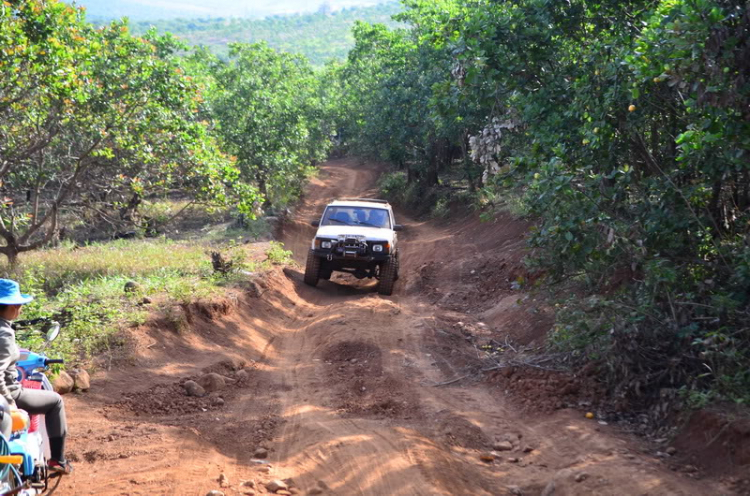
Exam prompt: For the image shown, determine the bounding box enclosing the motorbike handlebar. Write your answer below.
[44,359,64,365]
[12,317,51,329]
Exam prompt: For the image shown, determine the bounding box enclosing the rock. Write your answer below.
[307,489,323,495]
[253,447,268,459]
[218,473,230,488]
[210,395,225,407]
[240,480,256,488]
[236,369,249,382]
[480,452,496,462]
[265,480,288,493]
[206,492,224,496]
[666,447,677,456]
[241,490,255,496]
[276,491,292,496]
[522,445,535,453]
[289,489,300,495]
[183,380,206,397]
[53,371,75,395]
[258,466,272,473]
[541,480,555,496]
[68,369,91,392]
[141,297,152,305]
[124,281,141,293]
[198,373,226,393]
[575,472,589,483]
[507,486,523,496]
[282,477,296,488]
[493,441,514,451]
[507,457,520,463]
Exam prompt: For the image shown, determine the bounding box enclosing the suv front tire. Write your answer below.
[377,257,397,295]
[304,249,321,286]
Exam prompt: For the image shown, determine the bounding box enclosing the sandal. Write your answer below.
[47,459,74,476]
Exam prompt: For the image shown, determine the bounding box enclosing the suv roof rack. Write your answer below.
[336,198,389,204]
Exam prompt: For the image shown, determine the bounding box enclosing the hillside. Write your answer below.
[75,0,393,20]
[119,3,403,65]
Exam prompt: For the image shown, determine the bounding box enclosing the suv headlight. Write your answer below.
[321,241,333,249]
[373,244,384,252]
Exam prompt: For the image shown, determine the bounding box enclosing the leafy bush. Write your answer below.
[265,242,294,266]
[338,0,750,409]
[377,171,409,204]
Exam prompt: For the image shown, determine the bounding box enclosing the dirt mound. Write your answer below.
[322,340,420,419]
[487,365,605,414]
[432,411,492,449]
[112,362,252,417]
[672,409,750,481]
[116,382,222,416]
[417,255,527,313]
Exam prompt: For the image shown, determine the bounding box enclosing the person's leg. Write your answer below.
[14,388,68,466]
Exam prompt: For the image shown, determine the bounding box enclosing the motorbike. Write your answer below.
[0,318,64,495]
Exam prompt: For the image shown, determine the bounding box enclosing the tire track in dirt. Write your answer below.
[58,158,727,495]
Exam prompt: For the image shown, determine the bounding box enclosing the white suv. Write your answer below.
[304,198,402,295]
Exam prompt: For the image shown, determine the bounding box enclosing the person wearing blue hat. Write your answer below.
[0,279,72,475]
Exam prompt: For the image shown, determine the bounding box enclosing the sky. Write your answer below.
[73,0,393,19]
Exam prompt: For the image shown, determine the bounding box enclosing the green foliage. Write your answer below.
[189,42,332,210]
[338,0,750,408]
[0,1,258,264]
[377,171,409,204]
[123,4,403,67]
[265,241,294,266]
[3,235,270,362]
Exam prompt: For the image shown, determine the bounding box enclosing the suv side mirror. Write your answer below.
[394,224,404,232]
[311,220,320,227]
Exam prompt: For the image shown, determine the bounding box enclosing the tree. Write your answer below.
[0,1,257,264]
[203,42,330,209]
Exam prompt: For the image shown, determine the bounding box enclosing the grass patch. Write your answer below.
[1,233,291,366]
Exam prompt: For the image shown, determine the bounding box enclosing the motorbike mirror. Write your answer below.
[45,322,60,343]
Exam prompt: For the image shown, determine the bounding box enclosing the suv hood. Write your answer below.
[316,225,394,243]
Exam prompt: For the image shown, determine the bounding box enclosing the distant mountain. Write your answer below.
[73,0,395,20]
[117,3,403,66]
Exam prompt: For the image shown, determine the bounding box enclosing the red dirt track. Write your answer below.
[58,159,729,495]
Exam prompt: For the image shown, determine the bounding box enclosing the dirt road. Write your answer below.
[59,159,722,495]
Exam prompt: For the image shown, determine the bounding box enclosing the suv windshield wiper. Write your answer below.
[356,221,380,228]
[328,218,350,225]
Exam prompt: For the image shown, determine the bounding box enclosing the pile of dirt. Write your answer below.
[486,365,605,414]
[322,340,421,419]
[671,409,750,482]
[114,365,251,417]
[417,255,523,313]
[431,411,492,450]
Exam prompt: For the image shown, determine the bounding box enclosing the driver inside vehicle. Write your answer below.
[368,209,388,228]
[353,208,368,225]
[0,279,73,475]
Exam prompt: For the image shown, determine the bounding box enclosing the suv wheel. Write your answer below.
[378,258,397,295]
[304,249,321,286]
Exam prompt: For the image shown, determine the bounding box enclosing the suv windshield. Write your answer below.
[321,206,391,228]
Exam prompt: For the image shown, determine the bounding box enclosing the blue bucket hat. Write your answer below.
[0,279,33,305]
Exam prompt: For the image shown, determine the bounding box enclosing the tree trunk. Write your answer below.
[425,140,440,186]
[119,192,141,222]
[0,244,19,269]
